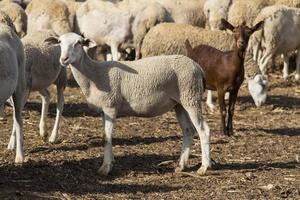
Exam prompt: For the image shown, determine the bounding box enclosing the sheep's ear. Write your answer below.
[251,21,264,33]
[82,38,97,49]
[44,37,60,45]
[221,18,234,31]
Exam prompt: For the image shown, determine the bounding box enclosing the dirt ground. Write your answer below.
[0,70,299,199]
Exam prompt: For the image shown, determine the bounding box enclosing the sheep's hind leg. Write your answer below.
[7,97,16,150]
[110,43,121,61]
[49,85,65,143]
[295,50,300,80]
[39,89,50,140]
[206,90,215,112]
[184,107,210,175]
[174,105,195,173]
[98,109,116,176]
[12,91,25,163]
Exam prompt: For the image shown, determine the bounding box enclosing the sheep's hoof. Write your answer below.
[98,163,112,176]
[14,155,24,164]
[197,165,209,176]
[175,166,184,173]
[48,135,57,144]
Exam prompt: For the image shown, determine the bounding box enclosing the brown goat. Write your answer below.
[185,19,264,136]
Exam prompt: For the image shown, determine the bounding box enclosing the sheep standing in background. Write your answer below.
[0,0,27,37]
[203,0,231,30]
[227,0,269,26]
[156,0,207,27]
[21,30,66,143]
[256,7,300,80]
[204,0,270,30]
[26,0,73,35]
[75,0,171,61]
[0,11,28,163]
[45,32,211,176]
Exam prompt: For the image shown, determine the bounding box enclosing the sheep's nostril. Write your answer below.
[63,56,69,62]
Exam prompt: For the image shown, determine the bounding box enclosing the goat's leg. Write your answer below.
[206,90,215,112]
[98,108,116,176]
[227,90,238,136]
[49,85,64,143]
[282,53,289,80]
[217,90,227,136]
[174,105,195,173]
[39,89,50,140]
[184,106,210,175]
[295,50,300,80]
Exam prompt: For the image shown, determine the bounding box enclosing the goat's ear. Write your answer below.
[221,18,234,31]
[251,21,264,33]
[185,39,192,50]
[82,38,97,49]
[44,37,60,45]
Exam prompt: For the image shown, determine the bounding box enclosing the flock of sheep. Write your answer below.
[0,0,299,176]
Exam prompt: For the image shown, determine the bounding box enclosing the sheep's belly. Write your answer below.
[118,96,177,118]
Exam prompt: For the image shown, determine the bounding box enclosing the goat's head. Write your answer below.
[248,74,268,107]
[221,19,264,50]
[44,33,96,66]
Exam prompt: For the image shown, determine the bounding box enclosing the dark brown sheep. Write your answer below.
[185,19,264,136]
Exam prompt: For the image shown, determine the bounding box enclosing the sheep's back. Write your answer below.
[141,23,234,58]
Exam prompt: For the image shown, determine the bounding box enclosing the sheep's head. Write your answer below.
[221,19,264,50]
[248,74,268,107]
[44,33,96,66]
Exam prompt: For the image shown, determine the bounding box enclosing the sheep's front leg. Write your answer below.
[39,89,50,140]
[49,85,65,143]
[184,107,210,175]
[227,90,238,136]
[217,90,227,136]
[282,53,289,80]
[98,109,116,176]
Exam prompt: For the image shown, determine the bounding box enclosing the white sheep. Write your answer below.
[75,0,171,61]
[21,30,67,143]
[25,0,73,35]
[203,0,231,30]
[0,11,28,163]
[155,0,207,27]
[0,0,27,37]
[256,7,300,80]
[204,0,270,30]
[45,32,211,176]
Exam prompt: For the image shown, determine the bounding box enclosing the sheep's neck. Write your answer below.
[69,53,96,97]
